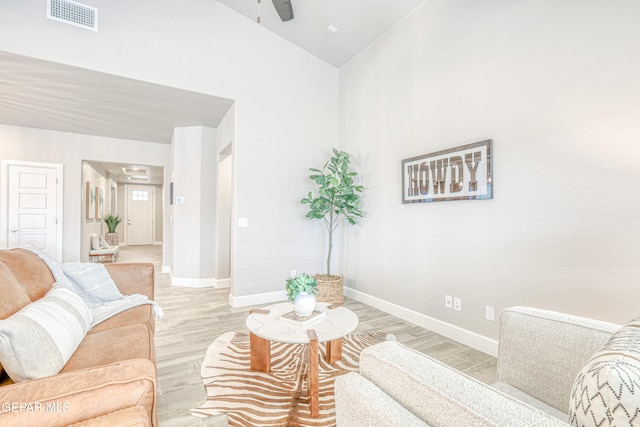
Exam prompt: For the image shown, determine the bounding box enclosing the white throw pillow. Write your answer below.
[91,233,100,250]
[0,287,92,382]
[61,263,123,304]
[569,318,640,426]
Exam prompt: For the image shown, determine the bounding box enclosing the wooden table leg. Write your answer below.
[307,329,319,418]
[326,338,343,364]
[250,332,270,372]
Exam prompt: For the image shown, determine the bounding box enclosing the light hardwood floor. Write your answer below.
[117,245,497,426]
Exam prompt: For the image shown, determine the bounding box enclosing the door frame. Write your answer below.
[0,160,64,260]
[124,184,155,246]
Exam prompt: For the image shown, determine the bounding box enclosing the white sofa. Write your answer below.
[335,307,640,426]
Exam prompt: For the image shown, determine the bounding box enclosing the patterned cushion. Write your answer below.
[98,235,110,249]
[0,286,92,382]
[569,317,640,426]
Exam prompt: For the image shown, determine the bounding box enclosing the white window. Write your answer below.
[132,190,148,201]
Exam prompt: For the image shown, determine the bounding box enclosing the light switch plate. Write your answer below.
[238,218,248,228]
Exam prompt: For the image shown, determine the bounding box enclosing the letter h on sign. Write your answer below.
[401,139,492,204]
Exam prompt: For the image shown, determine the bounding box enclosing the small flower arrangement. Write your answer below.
[285,273,318,303]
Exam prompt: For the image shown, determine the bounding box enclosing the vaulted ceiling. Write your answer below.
[0,1,427,149]
[217,0,427,67]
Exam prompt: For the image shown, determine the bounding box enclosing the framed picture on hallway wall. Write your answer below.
[86,182,95,219]
[95,187,104,219]
[402,139,493,204]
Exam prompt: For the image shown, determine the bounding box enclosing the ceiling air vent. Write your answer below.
[47,0,98,31]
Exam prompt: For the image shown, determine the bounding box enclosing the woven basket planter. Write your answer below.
[314,274,344,304]
[105,232,119,246]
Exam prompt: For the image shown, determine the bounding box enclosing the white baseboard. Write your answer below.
[216,278,231,289]
[344,287,498,357]
[229,290,287,308]
[171,276,216,288]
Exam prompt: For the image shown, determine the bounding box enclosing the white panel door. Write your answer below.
[126,185,154,245]
[5,163,61,259]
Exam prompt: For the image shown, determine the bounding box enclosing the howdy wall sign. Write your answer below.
[402,140,493,203]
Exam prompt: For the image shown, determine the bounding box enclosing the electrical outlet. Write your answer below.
[453,297,462,311]
[290,270,296,278]
[445,295,453,309]
[485,306,495,321]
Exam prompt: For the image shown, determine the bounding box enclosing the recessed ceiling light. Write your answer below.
[122,167,148,181]
[328,24,338,33]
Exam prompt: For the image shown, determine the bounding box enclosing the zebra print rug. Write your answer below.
[191,331,394,426]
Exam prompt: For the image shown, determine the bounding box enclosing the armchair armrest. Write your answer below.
[0,358,156,427]
[359,341,568,427]
[497,306,619,412]
[335,372,428,427]
[105,263,155,299]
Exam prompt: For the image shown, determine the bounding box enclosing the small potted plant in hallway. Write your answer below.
[285,273,319,316]
[103,213,122,246]
[301,148,363,304]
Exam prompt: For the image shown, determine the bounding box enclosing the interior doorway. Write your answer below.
[81,161,163,260]
[216,143,233,286]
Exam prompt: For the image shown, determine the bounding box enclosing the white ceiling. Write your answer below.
[0,1,427,178]
[0,51,234,145]
[86,161,165,186]
[217,0,428,67]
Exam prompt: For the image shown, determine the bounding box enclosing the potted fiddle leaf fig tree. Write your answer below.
[301,148,363,304]
[103,213,122,246]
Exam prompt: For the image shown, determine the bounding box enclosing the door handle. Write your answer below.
[11,229,21,233]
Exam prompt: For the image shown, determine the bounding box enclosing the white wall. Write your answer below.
[340,0,640,344]
[217,154,232,281]
[154,184,163,243]
[81,161,109,261]
[172,126,217,284]
[0,124,171,262]
[216,104,235,287]
[0,0,338,300]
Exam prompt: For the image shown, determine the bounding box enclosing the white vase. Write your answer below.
[294,292,316,316]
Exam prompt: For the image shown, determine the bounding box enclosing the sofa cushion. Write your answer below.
[0,261,32,382]
[89,304,155,334]
[569,318,640,426]
[68,405,150,427]
[492,381,567,420]
[0,262,32,319]
[0,287,92,382]
[0,249,54,301]
[63,323,155,372]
